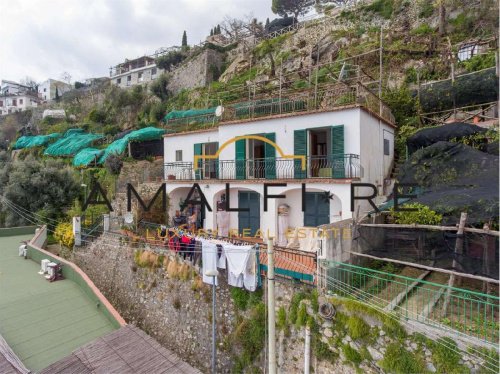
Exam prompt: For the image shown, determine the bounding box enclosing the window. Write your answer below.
[0,100,3,107]
[43,88,47,92]
[175,150,182,161]
[151,67,157,77]
[138,72,143,82]
[19,99,23,105]
[12,99,17,106]
[384,139,390,156]
[127,75,131,86]
[116,78,121,85]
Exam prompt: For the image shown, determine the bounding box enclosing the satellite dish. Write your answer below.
[124,212,134,224]
[215,105,225,117]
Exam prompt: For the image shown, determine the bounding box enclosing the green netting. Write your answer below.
[13,133,61,149]
[99,126,165,163]
[64,128,86,137]
[44,133,104,157]
[164,107,216,121]
[73,148,104,167]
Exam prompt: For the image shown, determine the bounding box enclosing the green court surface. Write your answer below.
[0,234,116,371]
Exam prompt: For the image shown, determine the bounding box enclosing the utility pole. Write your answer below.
[267,238,277,374]
[379,27,383,116]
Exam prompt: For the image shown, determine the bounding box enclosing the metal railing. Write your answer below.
[165,154,361,181]
[320,260,499,346]
[163,82,394,135]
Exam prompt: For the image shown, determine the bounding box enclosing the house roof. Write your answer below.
[40,325,203,374]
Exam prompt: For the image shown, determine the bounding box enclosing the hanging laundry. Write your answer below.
[201,240,218,286]
[243,247,257,292]
[216,211,230,237]
[224,244,252,289]
[216,244,226,269]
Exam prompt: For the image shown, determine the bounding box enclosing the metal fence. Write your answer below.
[320,260,499,345]
[165,154,361,181]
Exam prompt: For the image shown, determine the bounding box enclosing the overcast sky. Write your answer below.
[0,0,274,84]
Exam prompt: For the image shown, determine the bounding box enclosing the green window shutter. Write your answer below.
[331,125,345,178]
[194,143,202,180]
[235,139,246,180]
[294,129,307,179]
[214,142,219,179]
[265,133,276,179]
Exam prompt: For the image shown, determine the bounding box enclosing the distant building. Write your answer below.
[110,56,160,88]
[0,80,38,115]
[38,79,72,101]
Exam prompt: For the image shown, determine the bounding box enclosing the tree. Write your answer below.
[20,76,38,92]
[150,73,171,101]
[271,0,315,18]
[265,18,270,28]
[436,0,446,36]
[216,24,221,34]
[155,50,186,71]
[210,28,214,36]
[55,86,60,101]
[182,30,187,47]
[60,71,72,85]
[0,157,80,227]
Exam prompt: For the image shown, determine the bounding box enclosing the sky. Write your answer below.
[0,0,274,84]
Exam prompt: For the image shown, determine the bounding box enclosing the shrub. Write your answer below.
[412,23,434,35]
[395,124,418,157]
[346,315,370,340]
[105,154,123,175]
[150,74,171,102]
[295,303,308,328]
[365,0,394,19]
[289,292,307,324]
[431,337,467,373]
[231,287,250,310]
[341,344,362,365]
[233,302,266,372]
[460,51,496,73]
[391,202,443,225]
[277,306,287,331]
[379,342,426,373]
[310,289,319,313]
[88,108,107,123]
[54,222,74,248]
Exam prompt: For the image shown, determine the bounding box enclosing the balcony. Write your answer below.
[164,154,361,181]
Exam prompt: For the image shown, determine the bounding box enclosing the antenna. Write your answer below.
[215,105,224,117]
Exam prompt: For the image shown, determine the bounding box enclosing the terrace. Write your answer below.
[0,227,119,372]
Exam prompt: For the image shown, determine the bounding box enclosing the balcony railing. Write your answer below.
[165,154,361,181]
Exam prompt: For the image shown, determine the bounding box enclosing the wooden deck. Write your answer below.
[40,325,202,374]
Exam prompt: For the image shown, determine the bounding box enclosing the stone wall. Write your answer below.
[73,235,492,374]
[168,49,223,95]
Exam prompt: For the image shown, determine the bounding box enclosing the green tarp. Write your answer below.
[44,132,104,157]
[13,133,61,150]
[164,107,217,121]
[73,148,104,167]
[99,126,165,163]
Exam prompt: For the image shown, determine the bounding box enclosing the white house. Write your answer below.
[38,79,72,101]
[0,80,38,115]
[110,56,160,88]
[163,105,395,242]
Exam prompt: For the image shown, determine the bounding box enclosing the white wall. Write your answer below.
[166,182,352,237]
[164,129,219,163]
[359,110,395,191]
[217,108,362,161]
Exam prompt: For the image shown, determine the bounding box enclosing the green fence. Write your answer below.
[321,260,499,346]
